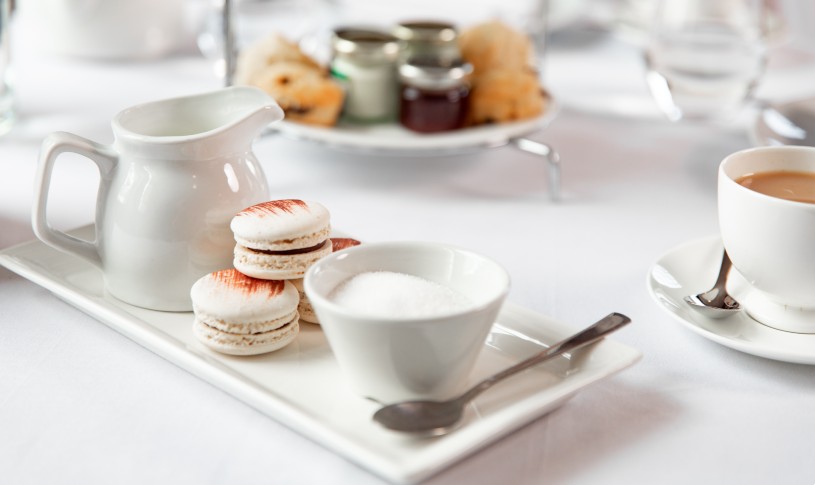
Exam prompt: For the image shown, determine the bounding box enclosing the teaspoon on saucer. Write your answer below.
[683,250,741,318]
[372,312,631,435]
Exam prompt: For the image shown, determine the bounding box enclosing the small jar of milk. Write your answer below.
[330,28,401,123]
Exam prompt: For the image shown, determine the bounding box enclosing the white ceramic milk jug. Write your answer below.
[33,87,283,311]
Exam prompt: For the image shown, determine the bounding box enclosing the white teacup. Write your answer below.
[304,242,510,403]
[718,146,815,332]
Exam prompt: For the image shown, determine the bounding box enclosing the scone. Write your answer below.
[231,199,333,280]
[458,20,534,76]
[466,68,547,125]
[235,33,322,86]
[249,61,344,126]
[293,237,361,325]
[191,269,300,355]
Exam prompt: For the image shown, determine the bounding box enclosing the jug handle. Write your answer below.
[32,131,117,268]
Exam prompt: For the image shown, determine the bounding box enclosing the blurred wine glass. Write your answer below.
[0,0,13,136]
[197,0,329,79]
[645,0,768,122]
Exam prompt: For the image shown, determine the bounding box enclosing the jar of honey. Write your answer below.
[398,59,472,133]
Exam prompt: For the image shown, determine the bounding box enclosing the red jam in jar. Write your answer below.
[398,59,472,133]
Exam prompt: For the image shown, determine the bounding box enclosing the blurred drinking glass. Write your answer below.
[645,0,767,122]
[0,0,13,135]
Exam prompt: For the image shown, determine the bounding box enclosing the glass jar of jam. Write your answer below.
[398,59,472,133]
[330,28,401,123]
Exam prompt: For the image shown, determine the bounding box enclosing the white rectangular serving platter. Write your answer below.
[0,229,641,484]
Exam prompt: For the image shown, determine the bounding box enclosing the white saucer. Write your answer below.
[647,235,815,364]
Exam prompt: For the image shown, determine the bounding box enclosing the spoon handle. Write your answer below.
[458,313,631,404]
[704,251,733,307]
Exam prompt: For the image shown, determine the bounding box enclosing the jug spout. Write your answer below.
[220,86,285,142]
[112,86,284,160]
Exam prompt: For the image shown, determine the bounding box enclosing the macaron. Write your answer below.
[191,268,300,355]
[231,199,332,280]
[329,237,363,252]
[293,237,362,324]
[291,278,318,324]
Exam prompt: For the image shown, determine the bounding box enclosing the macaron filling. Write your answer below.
[234,239,333,280]
[196,308,299,335]
[248,240,329,255]
[193,318,300,355]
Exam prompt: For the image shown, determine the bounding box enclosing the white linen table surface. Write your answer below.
[2,6,815,485]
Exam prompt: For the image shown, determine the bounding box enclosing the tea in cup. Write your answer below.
[718,146,815,332]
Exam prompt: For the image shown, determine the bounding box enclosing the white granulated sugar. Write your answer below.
[329,271,474,318]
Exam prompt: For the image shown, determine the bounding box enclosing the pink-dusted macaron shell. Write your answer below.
[231,199,331,251]
[190,268,299,323]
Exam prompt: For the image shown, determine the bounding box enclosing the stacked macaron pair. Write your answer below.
[231,200,362,326]
[191,199,359,356]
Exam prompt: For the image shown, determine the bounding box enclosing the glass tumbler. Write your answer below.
[0,0,13,135]
[645,0,767,122]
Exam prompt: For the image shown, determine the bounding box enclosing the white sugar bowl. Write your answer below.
[304,242,510,403]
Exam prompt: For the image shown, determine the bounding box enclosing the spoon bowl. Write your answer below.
[372,312,631,434]
[683,250,741,319]
[373,400,466,436]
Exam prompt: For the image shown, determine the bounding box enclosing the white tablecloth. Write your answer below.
[3,5,815,485]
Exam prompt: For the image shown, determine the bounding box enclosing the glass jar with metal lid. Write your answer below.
[398,58,473,133]
[393,20,461,66]
[330,28,401,122]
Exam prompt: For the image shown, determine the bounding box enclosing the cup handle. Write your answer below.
[32,131,118,268]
